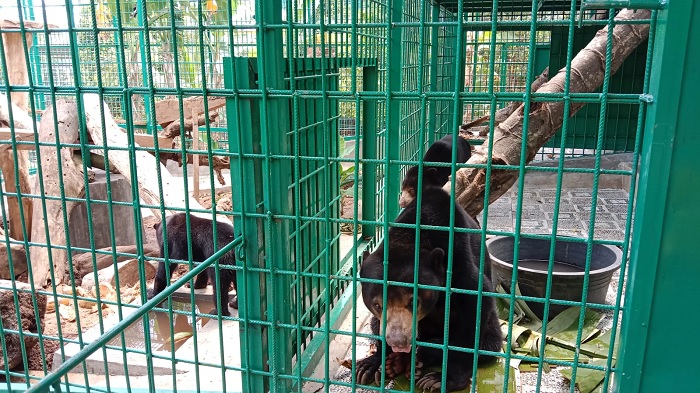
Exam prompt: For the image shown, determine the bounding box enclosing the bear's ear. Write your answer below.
[425,167,439,178]
[429,247,445,268]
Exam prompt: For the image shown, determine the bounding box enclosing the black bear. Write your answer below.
[147,213,238,316]
[399,134,472,208]
[356,183,502,392]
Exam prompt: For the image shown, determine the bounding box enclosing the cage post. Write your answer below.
[426,4,440,145]
[112,16,126,121]
[254,0,294,388]
[384,0,405,223]
[361,66,378,239]
[224,56,267,393]
[617,1,700,391]
[135,0,153,133]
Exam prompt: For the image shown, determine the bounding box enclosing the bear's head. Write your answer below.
[399,167,441,208]
[360,246,446,353]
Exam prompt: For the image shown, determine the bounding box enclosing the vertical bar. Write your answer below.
[384,0,404,223]
[224,56,266,393]
[135,0,152,133]
[361,66,378,239]
[617,2,700,391]
[253,0,294,386]
[426,4,440,145]
[112,16,126,124]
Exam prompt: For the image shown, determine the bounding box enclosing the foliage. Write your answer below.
[339,135,361,200]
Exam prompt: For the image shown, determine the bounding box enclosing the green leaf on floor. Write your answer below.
[495,284,525,324]
[579,328,618,360]
[538,306,602,340]
[499,319,534,351]
[560,358,611,393]
[513,283,543,331]
[389,358,516,392]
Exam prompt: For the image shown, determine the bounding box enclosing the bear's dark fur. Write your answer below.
[357,185,502,392]
[399,134,472,208]
[147,213,238,316]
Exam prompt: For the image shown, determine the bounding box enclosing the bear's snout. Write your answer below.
[384,308,414,353]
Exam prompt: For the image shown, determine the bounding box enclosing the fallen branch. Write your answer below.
[161,111,219,139]
[448,9,651,217]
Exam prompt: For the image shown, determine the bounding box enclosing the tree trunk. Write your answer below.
[81,94,208,219]
[448,9,651,217]
[30,101,84,288]
[0,29,35,241]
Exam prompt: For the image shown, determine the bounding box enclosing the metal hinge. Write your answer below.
[581,0,667,10]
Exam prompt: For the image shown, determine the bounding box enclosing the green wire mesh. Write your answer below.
[0,0,663,392]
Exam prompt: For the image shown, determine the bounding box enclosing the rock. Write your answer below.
[0,280,47,370]
[0,240,27,279]
[0,228,28,279]
[80,259,156,291]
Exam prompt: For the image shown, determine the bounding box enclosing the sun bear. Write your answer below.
[399,134,472,208]
[356,182,502,392]
[147,213,238,316]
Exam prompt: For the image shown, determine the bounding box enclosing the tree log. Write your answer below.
[30,101,84,288]
[81,94,207,219]
[161,111,219,139]
[461,67,550,135]
[448,9,651,217]
[154,96,226,127]
[72,244,159,286]
[0,92,35,242]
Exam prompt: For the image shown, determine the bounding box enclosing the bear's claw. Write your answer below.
[416,372,443,391]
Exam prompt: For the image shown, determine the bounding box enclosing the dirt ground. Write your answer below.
[20,215,189,375]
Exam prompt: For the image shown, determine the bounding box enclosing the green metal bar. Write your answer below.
[360,65,378,239]
[224,56,266,393]
[24,235,243,393]
[112,16,126,124]
[426,4,440,145]
[383,0,403,223]
[568,10,617,389]
[617,2,700,391]
[254,0,294,386]
[501,0,541,389]
[135,0,153,133]
[534,0,581,389]
[600,12,657,393]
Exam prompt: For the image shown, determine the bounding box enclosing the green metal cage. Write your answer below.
[0,0,698,392]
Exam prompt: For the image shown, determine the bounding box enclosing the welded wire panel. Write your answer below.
[0,0,664,392]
